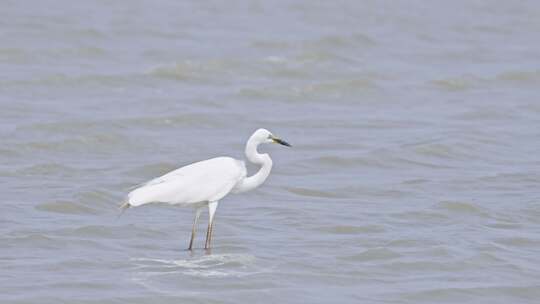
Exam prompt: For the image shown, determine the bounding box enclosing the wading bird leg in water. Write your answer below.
[205,201,218,249]
[188,208,203,250]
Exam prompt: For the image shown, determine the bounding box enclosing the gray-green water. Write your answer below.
[2,1,540,303]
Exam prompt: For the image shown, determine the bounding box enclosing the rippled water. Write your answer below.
[2,1,540,303]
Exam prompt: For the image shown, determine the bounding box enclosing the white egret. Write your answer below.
[120,128,291,250]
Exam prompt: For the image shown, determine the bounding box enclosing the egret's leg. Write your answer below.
[188,208,203,250]
[205,201,219,249]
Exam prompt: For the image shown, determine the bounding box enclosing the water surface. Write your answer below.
[2,1,540,303]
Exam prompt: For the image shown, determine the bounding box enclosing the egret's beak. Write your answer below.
[271,136,292,147]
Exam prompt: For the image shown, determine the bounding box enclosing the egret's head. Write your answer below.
[252,128,292,147]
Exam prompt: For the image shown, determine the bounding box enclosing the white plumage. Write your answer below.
[128,157,246,207]
[122,128,291,250]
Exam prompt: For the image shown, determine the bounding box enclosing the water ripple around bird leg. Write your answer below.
[130,253,261,278]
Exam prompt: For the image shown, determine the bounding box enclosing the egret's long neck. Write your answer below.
[233,137,272,193]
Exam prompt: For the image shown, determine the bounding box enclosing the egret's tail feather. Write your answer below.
[117,200,131,219]
[120,201,131,210]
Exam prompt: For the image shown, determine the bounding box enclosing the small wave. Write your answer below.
[317,225,386,235]
[122,113,225,128]
[72,28,106,38]
[51,224,166,241]
[312,33,376,48]
[77,189,117,210]
[293,50,339,64]
[494,237,540,248]
[314,153,453,170]
[399,285,540,302]
[251,40,292,50]
[432,69,540,91]
[1,73,142,87]
[432,74,485,91]
[4,233,64,249]
[0,47,28,63]
[393,156,456,170]
[309,155,366,168]
[477,172,540,184]
[409,141,482,162]
[15,120,113,133]
[386,239,442,248]
[149,60,239,82]
[16,163,81,176]
[284,186,343,199]
[340,248,401,262]
[72,225,124,239]
[35,200,100,215]
[389,210,449,223]
[41,46,107,59]
[258,54,342,78]
[401,178,430,185]
[237,78,377,101]
[12,132,131,155]
[454,107,518,122]
[252,33,375,51]
[434,200,489,217]
[496,69,540,84]
[484,222,522,230]
[0,147,19,158]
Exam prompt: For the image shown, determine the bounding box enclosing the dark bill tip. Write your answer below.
[273,138,292,147]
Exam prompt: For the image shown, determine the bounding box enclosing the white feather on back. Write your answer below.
[128,157,246,207]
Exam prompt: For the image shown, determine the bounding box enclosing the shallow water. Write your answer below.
[2,1,540,303]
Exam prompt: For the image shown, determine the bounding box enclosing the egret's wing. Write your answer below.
[128,157,246,206]
[142,166,191,187]
[125,164,191,192]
